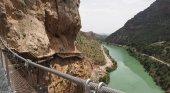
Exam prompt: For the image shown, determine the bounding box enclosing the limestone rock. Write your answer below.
[0,0,81,57]
[0,1,92,93]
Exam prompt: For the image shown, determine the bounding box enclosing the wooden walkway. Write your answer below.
[11,48,83,63]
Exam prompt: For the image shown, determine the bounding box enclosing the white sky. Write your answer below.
[79,0,156,34]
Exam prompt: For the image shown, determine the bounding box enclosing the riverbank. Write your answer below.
[105,45,164,93]
[104,43,168,92]
[96,45,117,84]
[101,45,117,71]
[76,32,118,84]
[127,47,170,92]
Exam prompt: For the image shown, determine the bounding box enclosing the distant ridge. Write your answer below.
[83,31,108,41]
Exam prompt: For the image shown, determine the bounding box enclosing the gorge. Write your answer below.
[106,0,170,92]
[0,0,170,93]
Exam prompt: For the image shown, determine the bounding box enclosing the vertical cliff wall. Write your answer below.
[0,0,81,57]
[0,0,93,93]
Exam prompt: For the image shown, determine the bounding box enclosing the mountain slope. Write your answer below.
[76,31,106,65]
[76,31,117,84]
[106,0,170,45]
[106,0,170,64]
[106,0,170,91]
[82,31,108,41]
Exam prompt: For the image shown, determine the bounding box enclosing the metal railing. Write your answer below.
[0,48,11,93]
[0,37,125,93]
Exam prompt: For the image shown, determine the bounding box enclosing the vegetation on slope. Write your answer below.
[99,72,110,84]
[76,31,118,84]
[106,0,170,65]
[127,47,170,91]
[134,41,170,64]
[106,0,170,46]
[83,31,108,41]
[76,31,106,65]
[105,0,170,91]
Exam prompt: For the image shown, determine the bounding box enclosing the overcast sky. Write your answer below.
[79,0,156,34]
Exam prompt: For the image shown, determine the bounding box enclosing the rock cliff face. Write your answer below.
[106,0,170,45]
[47,57,92,93]
[0,0,81,57]
[0,0,93,93]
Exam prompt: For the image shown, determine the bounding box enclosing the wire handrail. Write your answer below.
[0,37,125,93]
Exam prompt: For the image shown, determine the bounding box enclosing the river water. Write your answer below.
[105,45,164,93]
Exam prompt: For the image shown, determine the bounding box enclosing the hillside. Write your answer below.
[106,0,170,64]
[82,31,108,41]
[76,31,117,84]
[76,31,106,65]
[106,0,170,45]
[106,0,170,91]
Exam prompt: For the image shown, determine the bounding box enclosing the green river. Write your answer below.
[105,45,164,93]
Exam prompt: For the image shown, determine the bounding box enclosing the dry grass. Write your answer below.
[76,32,106,65]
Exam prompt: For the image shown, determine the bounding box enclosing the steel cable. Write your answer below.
[0,37,124,93]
